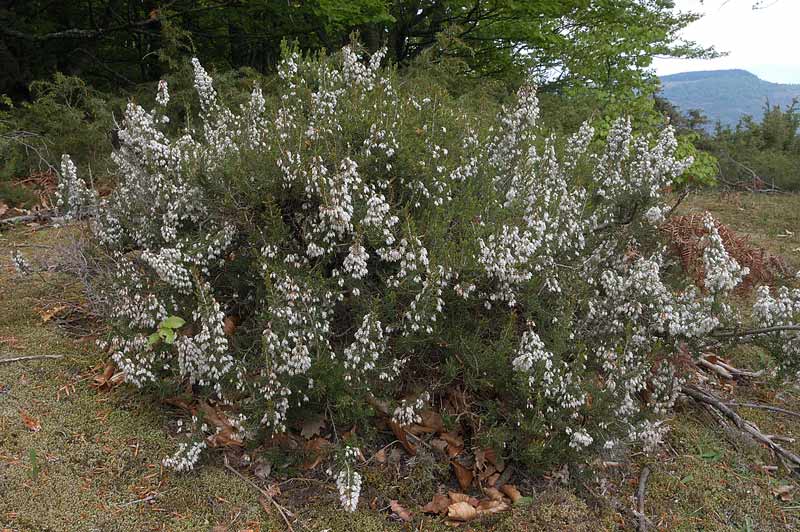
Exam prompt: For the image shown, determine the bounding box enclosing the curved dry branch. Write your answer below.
[712,325,800,338]
[683,384,800,474]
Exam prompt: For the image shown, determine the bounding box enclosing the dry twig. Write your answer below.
[637,466,651,532]
[0,209,62,226]
[728,402,800,421]
[683,385,800,474]
[223,461,295,532]
[118,489,174,508]
[0,354,64,364]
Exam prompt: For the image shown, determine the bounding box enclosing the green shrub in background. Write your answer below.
[0,74,117,206]
[707,101,800,191]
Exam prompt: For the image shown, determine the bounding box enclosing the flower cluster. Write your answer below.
[752,286,800,372]
[162,440,207,472]
[702,213,749,293]
[335,446,362,512]
[56,154,97,220]
[10,250,31,275]
[392,392,430,427]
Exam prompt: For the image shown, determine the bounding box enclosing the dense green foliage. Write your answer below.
[712,102,800,190]
[2,0,707,99]
[0,1,719,208]
[658,92,800,190]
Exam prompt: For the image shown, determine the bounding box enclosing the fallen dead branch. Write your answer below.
[712,359,764,379]
[696,354,764,379]
[0,209,62,226]
[697,357,733,380]
[637,466,651,532]
[683,384,800,474]
[223,460,295,532]
[712,325,800,339]
[0,354,64,364]
[728,402,800,421]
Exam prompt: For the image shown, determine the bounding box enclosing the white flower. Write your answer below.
[10,250,31,275]
[702,213,748,293]
[156,80,170,107]
[644,205,666,225]
[162,440,206,472]
[569,429,593,449]
[56,154,96,219]
[336,446,363,512]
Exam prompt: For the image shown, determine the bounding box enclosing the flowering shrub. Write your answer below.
[54,44,800,510]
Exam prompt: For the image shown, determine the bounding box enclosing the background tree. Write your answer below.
[1,0,711,99]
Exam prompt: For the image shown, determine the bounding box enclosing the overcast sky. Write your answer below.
[651,0,800,83]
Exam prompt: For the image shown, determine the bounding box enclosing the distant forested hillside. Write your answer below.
[659,70,800,127]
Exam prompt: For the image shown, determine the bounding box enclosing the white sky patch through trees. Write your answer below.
[651,0,800,83]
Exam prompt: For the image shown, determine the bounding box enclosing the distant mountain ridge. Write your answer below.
[659,69,800,128]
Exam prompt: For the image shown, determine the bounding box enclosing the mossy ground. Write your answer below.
[2,192,800,531]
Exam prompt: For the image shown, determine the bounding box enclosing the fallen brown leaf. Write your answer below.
[773,484,795,502]
[19,410,40,432]
[500,484,522,503]
[447,501,477,522]
[484,448,505,472]
[265,484,281,498]
[390,499,413,522]
[92,361,126,391]
[423,494,451,515]
[452,461,474,491]
[478,464,496,482]
[199,402,244,448]
[474,448,487,470]
[440,432,464,457]
[484,487,504,501]
[301,436,333,470]
[373,448,387,463]
[341,425,358,442]
[209,431,245,447]
[223,315,238,336]
[448,492,479,506]
[476,499,509,515]
[37,305,66,323]
[389,420,416,455]
[92,361,116,389]
[419,410,444,433]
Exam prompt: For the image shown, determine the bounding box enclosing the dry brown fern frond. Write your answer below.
[661,213,791,293]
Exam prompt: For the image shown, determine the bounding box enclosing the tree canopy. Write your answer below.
[1,0,710,99]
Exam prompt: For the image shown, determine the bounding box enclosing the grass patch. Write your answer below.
[678,191,800,270]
